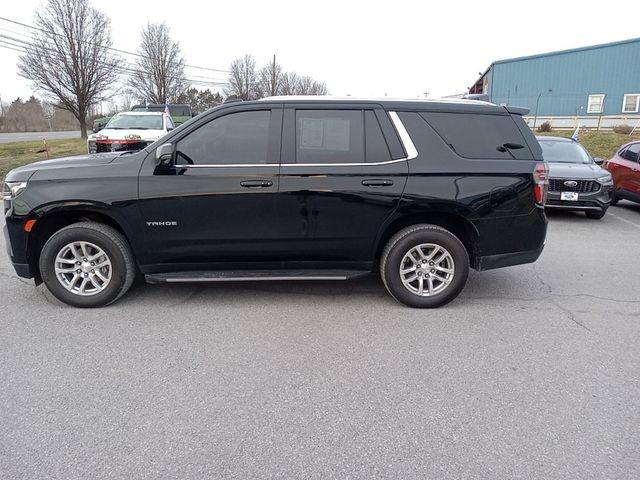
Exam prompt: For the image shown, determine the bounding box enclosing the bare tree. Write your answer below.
[278,72,301,96]
[17,0,118,138]
[226,54,329,99]
[258,56,283,98]
[42,101,55,131]
[128,22,188,104]
[297,76,328,95]
[225,54,260,100]
[118,90,136,111]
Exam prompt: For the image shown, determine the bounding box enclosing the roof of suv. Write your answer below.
[248,95,513,114]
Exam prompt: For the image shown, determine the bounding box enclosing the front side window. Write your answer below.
[622,94,640,113]
[296,110,364,164]
[176,110,271,165]
[587,94,605,114]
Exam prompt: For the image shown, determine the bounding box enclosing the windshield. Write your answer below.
[106,115,163,130]
[539,140,592,164]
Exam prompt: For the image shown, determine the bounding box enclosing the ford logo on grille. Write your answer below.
[564,180,578,187]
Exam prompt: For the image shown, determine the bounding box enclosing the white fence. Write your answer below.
[523,115,640,131]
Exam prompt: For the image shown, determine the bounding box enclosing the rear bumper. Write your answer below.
[477,243,545,271]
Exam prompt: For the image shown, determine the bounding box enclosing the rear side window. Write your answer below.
[421,112,533,160]
[296,110,364,164]
[365,110,391,163]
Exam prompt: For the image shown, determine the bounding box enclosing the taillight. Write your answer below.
[533,162,548,205]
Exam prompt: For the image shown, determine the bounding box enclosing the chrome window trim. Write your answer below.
[174,163,280,168]
[173,111,418,168]
[388,111,418,160]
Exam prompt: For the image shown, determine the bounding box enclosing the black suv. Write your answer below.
[3,97,547,308]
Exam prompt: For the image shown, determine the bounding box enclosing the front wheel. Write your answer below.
[585,209,607,220]
[380,224,470,308]
[610,191,619,206]
[39,222,136,307]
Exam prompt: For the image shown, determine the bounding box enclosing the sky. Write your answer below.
[1,0,639,104]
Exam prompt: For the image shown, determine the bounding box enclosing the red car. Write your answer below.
[605,141,640,206]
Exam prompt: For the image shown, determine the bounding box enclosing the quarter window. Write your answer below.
[295,110,364,164]
[622,94,640,113]
[587,94,605,114]
[176,110,271,165]
[420,112,533,160]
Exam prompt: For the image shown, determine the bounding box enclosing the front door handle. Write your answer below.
[240,180,273,188]
[362,179,394,187]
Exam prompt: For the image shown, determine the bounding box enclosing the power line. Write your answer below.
[0,24,228,81]
[0,40,227,88]
[0,27,227,86]
[0,16,231,74]
[0,35,229,88]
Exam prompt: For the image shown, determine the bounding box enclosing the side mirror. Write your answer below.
[155,143,174,166]
[594,158,604,165]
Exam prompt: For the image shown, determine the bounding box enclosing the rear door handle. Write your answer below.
[362,179,394,187]
[240,180,273,188]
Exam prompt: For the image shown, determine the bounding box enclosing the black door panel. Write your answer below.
[277,106,408,261]
[277,164,408,260]
[137,107,283,264]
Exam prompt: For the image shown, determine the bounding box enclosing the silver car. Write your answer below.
[537,136,614,219]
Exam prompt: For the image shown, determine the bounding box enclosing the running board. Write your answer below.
[145,269,370,284]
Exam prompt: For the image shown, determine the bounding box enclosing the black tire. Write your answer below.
[39,222,135,307]
[585,209,607,220]
[380,224,470,308]
[610,191,619,206]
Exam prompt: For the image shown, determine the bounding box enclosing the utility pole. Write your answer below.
[272,54,277,96]
[533,92,542,131]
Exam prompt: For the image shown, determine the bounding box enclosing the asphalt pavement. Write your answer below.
[0,131,80,143]
[1,203,639,479]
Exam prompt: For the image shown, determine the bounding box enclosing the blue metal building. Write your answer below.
[470,38,640,122]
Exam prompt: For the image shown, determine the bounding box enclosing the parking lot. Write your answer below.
[1,204,639,479]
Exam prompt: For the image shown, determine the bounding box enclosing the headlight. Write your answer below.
[93,134,108,140]
[2,181,28,200]
[596,174,612,183]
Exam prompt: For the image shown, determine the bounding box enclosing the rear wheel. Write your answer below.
[585,209,607,220]
[380,224,470,308]
[39,222,135,307]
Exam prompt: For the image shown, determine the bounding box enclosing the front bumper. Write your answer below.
[545,182,613,212]
[4,214,33,279]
